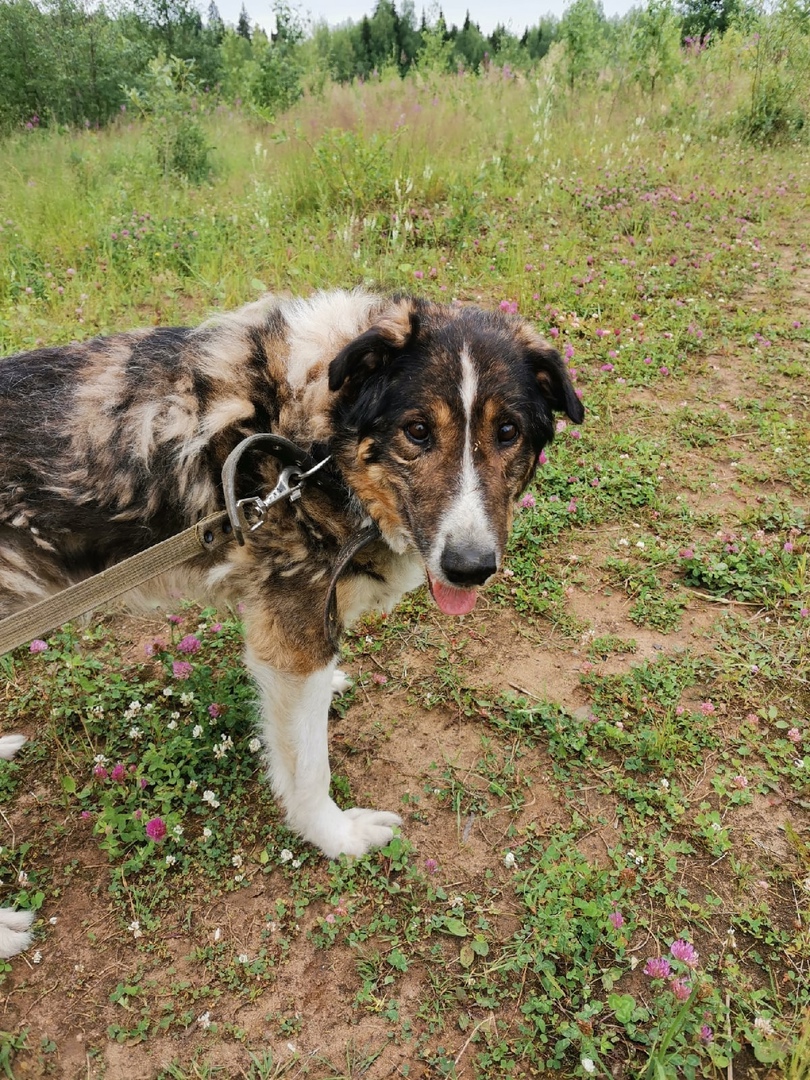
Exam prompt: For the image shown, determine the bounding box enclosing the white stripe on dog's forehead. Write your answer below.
[459,344,478,421]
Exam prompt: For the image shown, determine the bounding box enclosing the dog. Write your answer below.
[0,289,582,894]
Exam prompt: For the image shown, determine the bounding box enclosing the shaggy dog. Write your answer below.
[0,290,582,952]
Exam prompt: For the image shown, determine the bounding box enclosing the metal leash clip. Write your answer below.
[222,433,332,545]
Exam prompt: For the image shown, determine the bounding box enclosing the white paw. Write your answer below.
[0,908,34,960]
[292,800,402,859]
[0,734,27,761]
[330,670,352,698]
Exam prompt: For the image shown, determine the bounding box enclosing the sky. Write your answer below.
[214,0,637,38]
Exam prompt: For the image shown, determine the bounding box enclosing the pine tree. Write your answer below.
[237,2,251,39]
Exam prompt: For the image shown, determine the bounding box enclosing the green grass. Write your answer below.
[1,60,809,1079]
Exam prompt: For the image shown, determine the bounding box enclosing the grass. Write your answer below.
[0,58,809,1079]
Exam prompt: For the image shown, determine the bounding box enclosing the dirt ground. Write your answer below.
[1,249,808,1079]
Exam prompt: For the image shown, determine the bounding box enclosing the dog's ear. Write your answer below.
[328,300,418,392]
[522,333,584,424]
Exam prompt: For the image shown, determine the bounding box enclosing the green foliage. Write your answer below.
[678,528,806,604]
[126,54,213,181]
[628,0,685,96]
[250,2,305,115]
[558,0,606,90]
[735,0,810,143]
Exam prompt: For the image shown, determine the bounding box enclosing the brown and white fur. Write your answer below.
[0,289,582,920]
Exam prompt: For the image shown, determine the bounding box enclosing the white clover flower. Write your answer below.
[93,753,107,765]
[660,779,670,791]
[129,726,143,740]
[129,920,143,938]
[504,851,517,869]
[17,871,28,886]
[279,848,293,863]
[180,693,194,706]
[32,950,43,964]
[143,703,154,713]
[213,744,227,760]
[49,916,58,925]
[162,687,174,697]
[126,700,142,715]
[248,737,262,753]
[170,711,180,720]
[173,825,184,837]
[202,790,220,808]
[291,859,301,869]
[192,725,203,738]
[197,1011,212,1030]
[238,953,249,964]
[165,855,176,867]
[234,873,245,882]
[582,1058,596,1075]
[187,779,198,792]
[232,854,243,868]
[167,720,178,731]
[754,1016,774,1037]
[202,827,213,840]
[450,896,464,910]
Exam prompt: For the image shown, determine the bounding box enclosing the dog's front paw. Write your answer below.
[339,807,402,856]
[0,734,27,761]
[330,669,352,698]
[0,908,34,960]
[293,801,402,859]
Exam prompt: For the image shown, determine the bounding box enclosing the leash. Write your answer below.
[0,434,381,657]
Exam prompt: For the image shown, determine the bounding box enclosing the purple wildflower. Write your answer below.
[29,639,48,653]
[145,817,167,841]
[521,494,536,509]
[609,910,624,929]
[671,978,691,1001]
[177,634,201,654]
[644,957,672,979]
[172,660,193,680]
[670,939,699,967]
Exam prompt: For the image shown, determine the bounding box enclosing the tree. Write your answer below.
[237,3,251,39]
[207,0,224,43]
[558,0,606,89]
[251,0,305,112]
[679,0,739,39]
[629,0,682,94]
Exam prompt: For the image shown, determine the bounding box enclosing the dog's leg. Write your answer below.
[245,648,401,859]
[0,734,34,958]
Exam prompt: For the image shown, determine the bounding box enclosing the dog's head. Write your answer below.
[328,297,583,616]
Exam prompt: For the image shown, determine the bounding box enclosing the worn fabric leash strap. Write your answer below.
[0,511,233,657]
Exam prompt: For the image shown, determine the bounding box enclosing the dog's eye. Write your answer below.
[404,420,430,445]
[497,421,519,445]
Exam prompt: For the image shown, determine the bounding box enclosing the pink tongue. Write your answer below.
[429,576,478,616]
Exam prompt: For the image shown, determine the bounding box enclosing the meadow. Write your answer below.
[0,48,809,1079]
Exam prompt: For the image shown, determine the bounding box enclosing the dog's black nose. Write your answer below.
[440,544,497,586]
